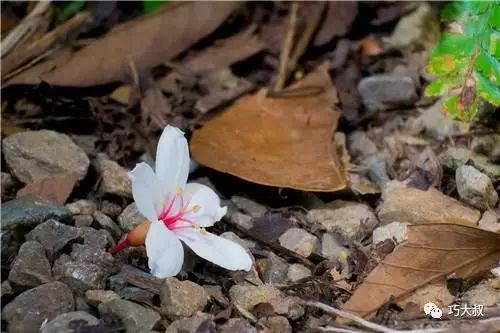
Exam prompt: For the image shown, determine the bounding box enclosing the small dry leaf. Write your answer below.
[8,2,239,87]
[179,25,265,76]
[17,173,78,205]
[342,224,500,318]
[190,62,347,191]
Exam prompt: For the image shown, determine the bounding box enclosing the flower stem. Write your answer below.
[109,239,130,255]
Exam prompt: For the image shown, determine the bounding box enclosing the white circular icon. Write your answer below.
[423,302,442,319]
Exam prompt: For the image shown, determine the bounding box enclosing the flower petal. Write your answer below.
[175,229,252,271]
[128,162,164,222]
[183,183,227,227]
[145,220,184,278]
[155,126,190,195]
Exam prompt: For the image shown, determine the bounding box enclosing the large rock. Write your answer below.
[2,130,89,184]
[94,153,132,198]
[160,278,209,320]
[358,75,417,112]
[8,241,52,287]
[219,318,257,333]
[1,196,71,263]
[85,289,121,307]
[307,200,379,241]
[40,311,99,333]
[98,299,160,333]
[25,219,79,259]
[456,165,498,210]
[2,282,74,333]
[376,181,480,226]
[278,228,319,257]
[287,264,311,283]
[440,147,500,181]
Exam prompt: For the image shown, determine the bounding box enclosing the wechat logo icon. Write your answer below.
[424,302,442,319]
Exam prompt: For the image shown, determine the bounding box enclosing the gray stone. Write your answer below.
[93,211,123,239]
[258,252,289,285]
[70,134,98,156]
[118,203,146,232]
[418,100,469,140]
[229,285,302,320]
[1,172,18,196]
[388,3,440,51]
[1,281,14,300]
[2,282,74,333]
[85,289,121,307]
[287,264,311,283]
[2,130,89,184]
[440,147,500,181]
[478,210,500,233]
[308,200,379,241]
[40,311,99,333]
[160,278,209,320]
[8,241,51,287]
[66,199,97,215]
[348,131,377,158]
[231,195,267,217]
[471,134,500,163]
[73,214,94,227]
[219,318,256,333]
[116,287,155,306]
[358,75,417,112]
[53,254,108,292]
[99,299,160,333]
[99,200,123,219]
[320,233,350,261]
[1,196,71,233]
[26,219,78,258]
[77,226,114,249]
[456,165,498,210]
[165,313,214,333]
[94,153,132,197]
[221,231,255,250]
[1,197,71,263]
[257,316,292,333]
[278,228,319,257]
[71,244,118,273]
[372,222,409,245]
[461,281,500,307]
[227,211,254,230]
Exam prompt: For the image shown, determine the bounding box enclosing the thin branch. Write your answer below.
[301,301,447,333]
[272,2,298,91]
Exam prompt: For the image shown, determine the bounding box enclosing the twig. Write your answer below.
[273,2,299,91]
[1,1,52,57]
[317,327,370,333]
[287,3,325,77]
[301,301,448,333]
[2,12,92,75]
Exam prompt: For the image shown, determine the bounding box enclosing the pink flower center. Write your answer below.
[157,191,197,230]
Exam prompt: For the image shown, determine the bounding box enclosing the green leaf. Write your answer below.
[143,0,167,14]
[55,0,86,24]
[425,0,499,121]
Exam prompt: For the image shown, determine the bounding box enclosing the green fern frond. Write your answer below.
[425,1,499,121]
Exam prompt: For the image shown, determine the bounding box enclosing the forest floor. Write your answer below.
[1,2,499,333]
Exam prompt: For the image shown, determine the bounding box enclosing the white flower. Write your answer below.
[128,126,253,278]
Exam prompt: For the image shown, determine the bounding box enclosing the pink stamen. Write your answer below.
[158,192,196,231]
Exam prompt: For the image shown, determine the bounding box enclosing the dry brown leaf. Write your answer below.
[190,62,347,192]
[17,173,78,205]
[398,279,455,312]
[8,2,239,87]
[342,224,500,318]
[313,2,358,46]
[179,25,265,76]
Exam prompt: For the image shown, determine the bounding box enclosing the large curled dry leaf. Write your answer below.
[8,2,238,87]
[342,224,500,317]
[190,62,347,192]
